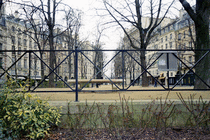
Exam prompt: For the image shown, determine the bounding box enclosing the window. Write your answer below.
[163,28,165,34]
[165,44,168,49]
[34,59,37,70]
[18,28,21,35]
[34,43,36,49]
[178,33,181,40]
[18,38,21,46]
[11,36,15,44]
[12,46,15,55]
[18,47,21,55]
[24,59,27,69]
[18,60,21,68]
[23,31,27,38]
[170,72,173,77]
[161,38,163,43]
[189,56,192,63]
[161,45,163,49]
[183,31,186,38]
[23,39,27,46]
[170,33,172,40]
[165,36,167,41]
[29,40,32,48]
[169,42,172,49]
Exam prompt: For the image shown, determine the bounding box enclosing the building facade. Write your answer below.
[120,9,197,86]
[0,13,41,85]
[0,11,96,87]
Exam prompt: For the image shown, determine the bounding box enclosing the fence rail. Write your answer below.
[0,48,209,101]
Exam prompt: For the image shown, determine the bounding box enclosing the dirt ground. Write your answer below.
[32,85,210,101]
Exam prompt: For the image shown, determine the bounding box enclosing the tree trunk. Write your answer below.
[194,16,210,89]
[68,51,72,79]
[194,0,210,89]
[93,51,97,79]
[49,26,55,87]
[179,0,210,89]
[140,51,149,87]
[39,53,45,80]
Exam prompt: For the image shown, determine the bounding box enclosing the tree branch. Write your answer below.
[179,0,197,22]
[104,0,138,49]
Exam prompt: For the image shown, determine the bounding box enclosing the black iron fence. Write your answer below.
[0,48,209,101]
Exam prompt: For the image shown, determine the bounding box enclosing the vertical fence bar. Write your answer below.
[122,51,125,90]
[167,53,169,89]
[28,51,31,91]
[75,46,79,102]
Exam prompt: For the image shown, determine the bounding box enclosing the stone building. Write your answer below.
[0,11,96,87]
[0,12,41,86]
[120,9,197,86]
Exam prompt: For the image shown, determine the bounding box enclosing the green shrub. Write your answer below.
[55,81,65,88]
[0,80,61,139]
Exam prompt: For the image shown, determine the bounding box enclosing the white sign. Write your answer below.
[157,51,178,71]
[158,60,166,66]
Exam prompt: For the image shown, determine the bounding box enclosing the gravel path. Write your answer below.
[32,85,210,101]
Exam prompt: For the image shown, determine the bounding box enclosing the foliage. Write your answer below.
[0,79,61,139]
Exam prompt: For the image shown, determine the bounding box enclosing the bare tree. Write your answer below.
[19,4,49,80]
[179,0,210,89]
[63,8,82,79]
[93,24,105,80]
[19,0,74,87]
[103,0,175,87]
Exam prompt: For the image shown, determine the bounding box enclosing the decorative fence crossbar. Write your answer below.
[0,48,209,101]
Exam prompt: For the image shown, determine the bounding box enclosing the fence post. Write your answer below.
[75,46,79,102]
[28,51,31,91]
[167,53,169,89]
[122,51,125,90]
